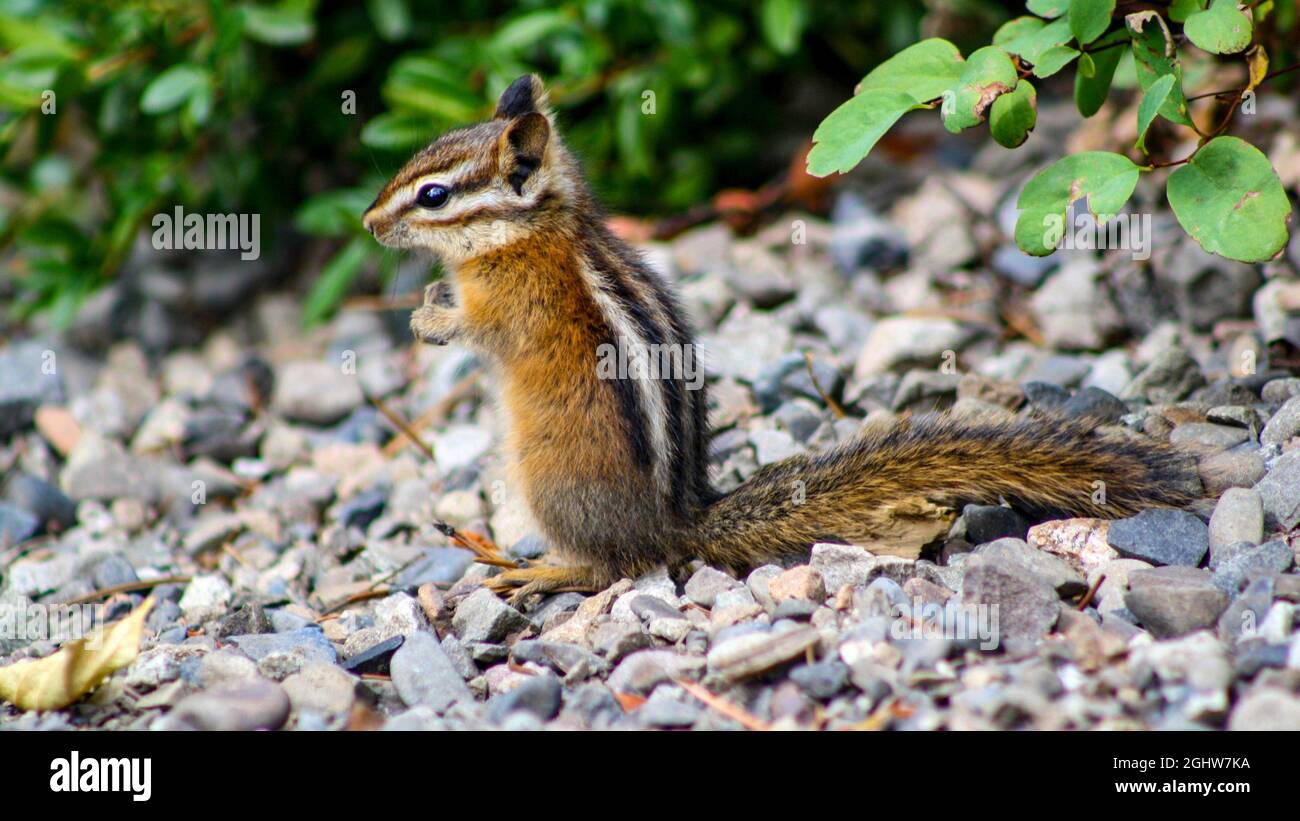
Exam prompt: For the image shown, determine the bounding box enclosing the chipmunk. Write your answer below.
[362,75,1202,601]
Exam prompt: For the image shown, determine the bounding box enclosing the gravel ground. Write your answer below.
[2,103,1300,732]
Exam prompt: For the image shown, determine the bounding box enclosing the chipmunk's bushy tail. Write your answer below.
[690,413,1203,572]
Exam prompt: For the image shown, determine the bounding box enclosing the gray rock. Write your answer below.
[1229,688,1300,731]
[790,658,850,699]
[810,543,914,593]
[684,566,741,608]
[282,663,357,716]
[1255,450,1300,530]
[959,505,1030,545]
[853,317,975,379]
[1169,423,1250,449]
[1120,347,1206,403]
[1261,395,1300,447]
[975,537,1086,596]
[271,360,363,425]
[707,625,820,681]
[1217,577,1273,644]
[178,574,234,623]
[960,556,1060,645]
[226,627,338,666]
[0,340,64,437]
[1208,488,1263,552]
[485,673,562,723]
[0,503,40,546]
[3,473,76,531]
[1213,540,1294,594]
[1124,567,1229,638]
[1198,449,1266,496]
[452,588,529,643]
[511,640,608,682]
[1107,509,1209,567]
[607,649,705,694]
[161,681,290,731]
[389,630,473,712]
[1060,387,1128,423]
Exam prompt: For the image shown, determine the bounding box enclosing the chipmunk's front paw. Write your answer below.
[411,303,462,346]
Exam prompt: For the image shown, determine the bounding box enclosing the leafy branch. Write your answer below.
[806,0,1296,264]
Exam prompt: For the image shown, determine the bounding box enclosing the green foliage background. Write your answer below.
[0,0,1092,326]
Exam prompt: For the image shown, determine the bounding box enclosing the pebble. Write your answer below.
[281,663,358,716]
[1107,509,1209,567]
[767,565,826,603]
[1254,450,1300,530]
[1227,688,1300,731]
[1197,450,1266,496]
[974,538,1086,596]
[1212,540,1294,594]
[853,317,974,379]
[226,627,338,666]
[1027,518,1117,576]
[607,650,705,694]
[161,681,291,731]
[810,543,914,593]
[707,625,820,682]
[1125,567,1230,638]
[389,630,474,712]
[485,673,562,724]
[452,588,530,643]
[178,574,234,623]
[272,360,364,425]
[1261,395,1300,447]
[683,565,742,608]
[1207,488,1264,552]
[959,556,1061,645]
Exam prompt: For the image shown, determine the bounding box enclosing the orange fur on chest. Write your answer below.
[457,242,634,492]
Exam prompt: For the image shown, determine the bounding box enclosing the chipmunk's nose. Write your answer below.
[362,209,378,236]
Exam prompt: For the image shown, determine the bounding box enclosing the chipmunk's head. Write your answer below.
[362,74,578,264]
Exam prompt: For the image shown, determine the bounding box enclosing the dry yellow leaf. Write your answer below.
[0,597,154,712]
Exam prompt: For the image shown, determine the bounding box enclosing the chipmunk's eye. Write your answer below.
[416,184,450,209]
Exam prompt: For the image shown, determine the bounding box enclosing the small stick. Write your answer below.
[64,575,193,606]
[803,352,846,419]
[365,389,436,462]
[676,679,772,731]
[433,519,519,569]
[1077,573,1106,611]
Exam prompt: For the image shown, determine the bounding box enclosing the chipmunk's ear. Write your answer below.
[498,111,550,195]
[494,74,548,120]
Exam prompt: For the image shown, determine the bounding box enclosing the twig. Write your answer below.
[1077,573,1106,611]
[364,389,436,462]
[63,576,192,606]
[433,519,519,569]
[803,352,846,419]
[675,679,772,731]
[1186,62,1300,101]
[381,371,480,459]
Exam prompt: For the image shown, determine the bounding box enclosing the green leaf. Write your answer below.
[994,16,1046,47]
[242,3,316,46]
[140,64,208,114]
[807,39,967,177]
[1135,73,1175,153]
[1033,45,1081,77]
[990,80,1037,148]
[296,187,377,236]
[1074,29,1128,115]
[1027,0,1069,18]
[1167,136,1291,262]
[1169,0,1207,23]
[857,38,966,102]
[807,89,922,176]
[1184,0,1253,54]
[1014,152,1141,256]
[304,238,373,326]
[940,46,1018,133]
[1069,0,1116,45]
[759,0,806,56]
[1126,11,1194,126]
